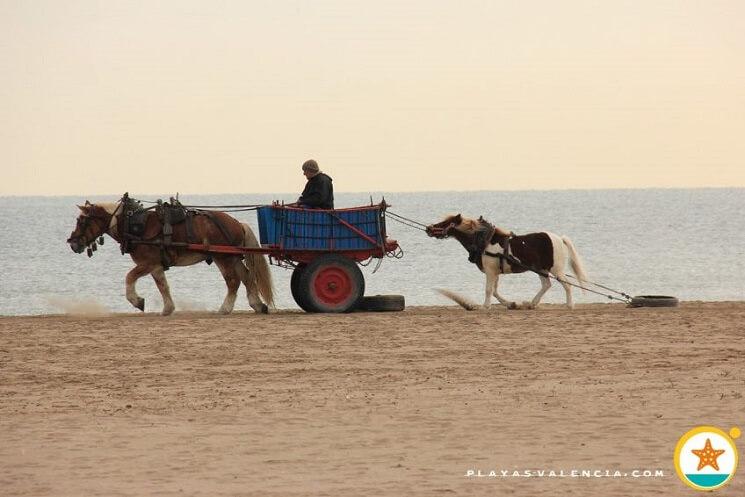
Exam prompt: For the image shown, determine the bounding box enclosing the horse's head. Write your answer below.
[426,214,464,238]
[67,201,113,254]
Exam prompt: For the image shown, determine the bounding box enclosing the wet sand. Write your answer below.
[1,302,744,496]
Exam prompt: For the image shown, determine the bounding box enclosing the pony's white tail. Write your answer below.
[241,223,274,308]
[434,288,479,311]
[561,236,588,289]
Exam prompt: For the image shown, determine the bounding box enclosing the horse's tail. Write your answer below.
[241,223,274,308]
[561,236,588,289]
[434,288,479,311]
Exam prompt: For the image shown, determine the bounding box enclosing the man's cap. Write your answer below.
[302,159,319,173]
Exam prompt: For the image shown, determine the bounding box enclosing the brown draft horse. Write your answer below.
[67,200,273,315]
[426,214,587,310]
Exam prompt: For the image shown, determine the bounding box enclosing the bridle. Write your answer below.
[67,201,122,255]
[426,222,456,238]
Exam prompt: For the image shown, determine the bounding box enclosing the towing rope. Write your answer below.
[496,253,631,303]
[554,276,630,303]
[386,211,429,232]
[563,273,632,301]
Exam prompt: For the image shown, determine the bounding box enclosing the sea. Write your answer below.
[0,189,742,316]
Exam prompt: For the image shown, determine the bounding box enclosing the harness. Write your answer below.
[467,223,519,273]
[115,193,235,269]
[119,193,149,254]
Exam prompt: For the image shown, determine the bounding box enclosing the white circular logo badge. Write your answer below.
[674,426,740,491]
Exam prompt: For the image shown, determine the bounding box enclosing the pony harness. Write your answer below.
[468,224,519,273]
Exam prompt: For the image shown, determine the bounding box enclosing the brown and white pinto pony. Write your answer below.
[67,201,273,315]
[426,214,587,310]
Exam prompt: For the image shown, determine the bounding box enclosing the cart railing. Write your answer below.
[257,203,390,253]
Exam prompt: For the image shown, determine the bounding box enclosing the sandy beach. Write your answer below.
[1,301,744,496]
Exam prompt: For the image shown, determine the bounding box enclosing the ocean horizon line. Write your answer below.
[1,185,743,200]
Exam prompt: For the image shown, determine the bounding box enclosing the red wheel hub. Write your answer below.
[313,266,353,305]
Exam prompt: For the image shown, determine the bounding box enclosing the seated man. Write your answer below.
[297,159,334,209]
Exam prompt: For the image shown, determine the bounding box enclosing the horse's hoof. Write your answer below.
[507,302,518,310]
[260,304,269,314]
[162,307,175,316]
[136,298,145,311]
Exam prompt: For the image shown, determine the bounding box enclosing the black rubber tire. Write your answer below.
[297,254,365,313]
[357,295,405,312]
[290,264,315,312]
[629,295,679,308]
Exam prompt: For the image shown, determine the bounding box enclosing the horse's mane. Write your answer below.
[95,202,119,215]
[79,202,118,216]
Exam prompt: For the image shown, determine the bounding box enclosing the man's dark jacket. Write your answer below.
[299,172,334,209]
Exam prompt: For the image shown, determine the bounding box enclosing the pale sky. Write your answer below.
[2,0,744,195]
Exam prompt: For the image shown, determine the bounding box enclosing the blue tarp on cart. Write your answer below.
[257,205,386,250]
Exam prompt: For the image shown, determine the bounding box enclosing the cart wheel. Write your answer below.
[298,254,365,313]
[290,264,315,312]
[629,295,679,308]
[357,295,405,312]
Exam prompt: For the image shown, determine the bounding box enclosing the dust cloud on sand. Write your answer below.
[46,296,110,317]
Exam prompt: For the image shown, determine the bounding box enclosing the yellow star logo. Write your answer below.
[692,438,726,471]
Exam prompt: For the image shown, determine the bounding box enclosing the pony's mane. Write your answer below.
[454,216,482,234]
[454,216,512,237]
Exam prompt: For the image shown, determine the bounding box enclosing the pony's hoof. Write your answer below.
[162,306,175,316]
[135,298,145,311]
[260,304,269,314]
[507,302,518,310]
[218,306,232,315]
